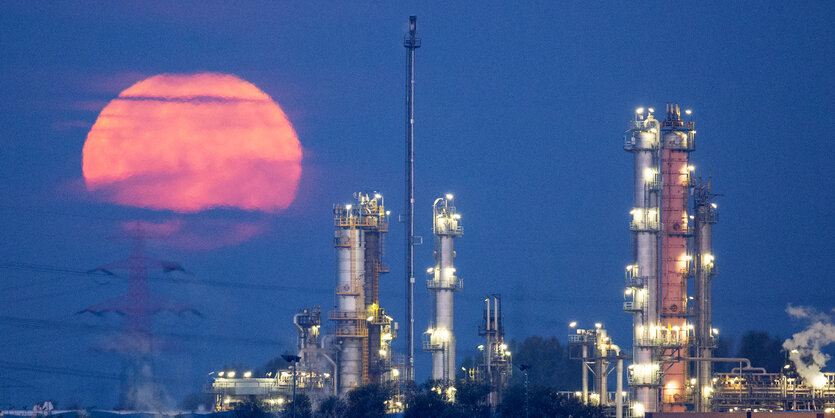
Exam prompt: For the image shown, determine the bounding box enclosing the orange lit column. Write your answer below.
[660,104,694,411]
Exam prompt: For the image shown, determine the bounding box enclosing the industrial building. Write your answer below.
[618,104,835,416]
[208,193,403,411]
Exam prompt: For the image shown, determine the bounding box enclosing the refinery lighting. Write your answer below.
[569,321,577,328]
[685,109,693,115]
[636,107,644,114]
[243,371,252,378]
[445,193,453,200]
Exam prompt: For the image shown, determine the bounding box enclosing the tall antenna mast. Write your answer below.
[403,15,420,381]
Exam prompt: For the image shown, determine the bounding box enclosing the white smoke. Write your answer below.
[782,304,835,388]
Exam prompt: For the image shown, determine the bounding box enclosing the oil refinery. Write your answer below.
[2,9,834,418]
[201,15,835,417]
[204,103,834,417]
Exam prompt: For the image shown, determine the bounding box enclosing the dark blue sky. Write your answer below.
[1,1,834,408]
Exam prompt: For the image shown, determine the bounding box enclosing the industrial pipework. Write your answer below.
[568,323,625,418]
[692,179,718,412]
[424,194,463,382]
[330,193,398,395]
[623,107,662,415]
[479,294,511,413]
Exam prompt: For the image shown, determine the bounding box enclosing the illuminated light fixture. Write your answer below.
[392,368,400,377]
[477,344,484,350]
[218,371,225,377]
[345,204,352,211]
[712,328,719,335]
[594,323,602,329]
[379,349,387,357]
[710,203,718,209]
[500,343,508,351]
[687,165,695,171]
[385,210,391,215]
[445,193,454,200]
[374,193,382,199]
[569,321,577,328]
[426,267,434,274]
[648,107,655,113]
[636,107,644,114]
[626,265,633,271]
[643,167,656,182]
[227,371,236,378]
[243,371,252,378]
[812,374,827,389]
[685,109,692,115]
[625,288,633,295]
[367,316,374,322]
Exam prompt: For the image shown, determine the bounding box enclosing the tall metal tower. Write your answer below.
[403,15,420,381]
[82,223,197,410]
[424,195,462,382]
[693,179,718,412]
[623,108,662,415]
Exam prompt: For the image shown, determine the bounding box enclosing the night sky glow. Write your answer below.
[1,2,833,410]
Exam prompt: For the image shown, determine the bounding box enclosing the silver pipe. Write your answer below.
[582,344,589,404]
[617,357,624,418]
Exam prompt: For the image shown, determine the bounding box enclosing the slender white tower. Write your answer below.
[623,108,662,415]
[424,194,463,382]
[331,203,366,394]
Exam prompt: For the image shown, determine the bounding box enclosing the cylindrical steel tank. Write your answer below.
[333,207,366,394]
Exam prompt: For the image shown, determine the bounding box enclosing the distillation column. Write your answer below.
[424,195,463,382]
[693,180,718,411]
[659,104,695,411]
[624,108,662,415]
[332,203,366,394]
[480,294,510,412]
[358,193,392,385]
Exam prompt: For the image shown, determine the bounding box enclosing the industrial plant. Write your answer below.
[3,11,833,418]
[202,17,835,417]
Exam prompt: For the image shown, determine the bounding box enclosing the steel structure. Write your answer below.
[711,371,835,412]
[423,195,463,382]
[693,179,719,412]
[478,294,512,413]
[568,324,626,418]
[330,193,398,395]
[624,107,662,415]
[403,15,421,382]
[82,224,197,410]
[623,104,712,415]
[658,104,696,411]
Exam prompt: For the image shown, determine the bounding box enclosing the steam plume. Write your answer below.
[782,304,835,388]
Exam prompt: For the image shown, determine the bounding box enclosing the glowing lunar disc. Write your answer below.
[82,73,302,213]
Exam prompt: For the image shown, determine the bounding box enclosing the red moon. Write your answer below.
[82,73,302,213]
